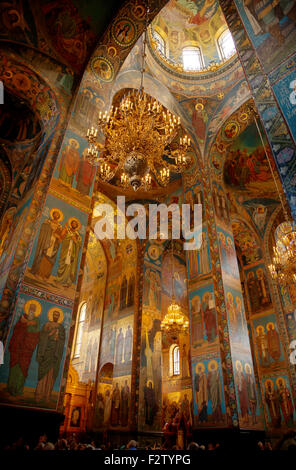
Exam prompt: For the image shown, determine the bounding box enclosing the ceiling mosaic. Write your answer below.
[149,0,237,76]
[0,0,124,73]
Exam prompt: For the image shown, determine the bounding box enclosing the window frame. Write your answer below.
[217,29,236,61]
[182,46,204,72]
[153,29,166,57]
[73,302,87,359]
[172,345,180,376]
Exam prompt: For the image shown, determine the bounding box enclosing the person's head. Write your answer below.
[27,303,36,320]
[52,211,60,221]
[127,440,137,449]
[43,442,55,450]
[72,409,80,423]
[71,220,79,230]
[188,442,199,451]
[208,442,215,451]
[52,310,60,323]
[39,434,47,443]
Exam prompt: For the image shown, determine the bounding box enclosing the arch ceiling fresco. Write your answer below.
[150,0,235,71]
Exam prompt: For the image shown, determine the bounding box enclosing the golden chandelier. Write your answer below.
[86,3,192,191]
[161,300,189,336]
[268,221,296,286]
[161,242,189,339]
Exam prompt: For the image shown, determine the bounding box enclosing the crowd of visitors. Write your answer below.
[2,430,296,451]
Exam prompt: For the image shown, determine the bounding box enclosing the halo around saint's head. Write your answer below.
[265,379,273,389]
[48,307,64,323]
[208,360,218,371]
[244,363,251,374]
[68,138,79,149]
[235,360,242,371]
[50,208,64,221]
[267,322,275,330]
[275,377,285,388]
[195,362,205,373]
[24,299,42,317]
[68,217,81,230]
[256,325,264,334]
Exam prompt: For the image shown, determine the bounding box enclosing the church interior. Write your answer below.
[1,0,296,452]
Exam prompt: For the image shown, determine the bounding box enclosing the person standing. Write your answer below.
[194,363,208,423]
[207,360,223,423]
[111,383,120,426]
[35,308,65,403]
[120,380,130,427]
[58,138,80,186]
[30,209,63,280]
[75,149,95,196]
[7,300,40,396]
[55,217,81,288]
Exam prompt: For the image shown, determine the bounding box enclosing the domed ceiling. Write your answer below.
[149,0,237,77]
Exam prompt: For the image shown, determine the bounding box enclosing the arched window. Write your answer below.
[74,302,87,358]
[218,29,236,61]
[182,47,204,71]
[153,30,166,56]
[173,345,180,376]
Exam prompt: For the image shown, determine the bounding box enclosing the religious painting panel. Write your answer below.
[217,227,240,279]
[245,264,272,314]
[285,310,296,343]
[138,312,162,432]
[186,226,211,279]
[0,292,72,409]
[25,193,87,300]
[224,286,249,346]
[232,219,263,265]
[0,198,31,296]
[223,121,274,194]
[84,234,107,330]
[52,129,96,206]
[192,356,227,428]
[70,406,82,428]
[263,375,295,429]
[235,0,296,74]
[71,86,105,134]
[241,199,279,238]
[273,68,296,145]
[278,282,296,311]
[162,388,193,449]
[94,377,113,430]
[143,266,161,311]
[233,356,263,429]
[212,182,230,225]
[252,313,285,374]
[161,249,187,312]
[113,315,134,377]
[94,370,131,431]
[189,283,219,356]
